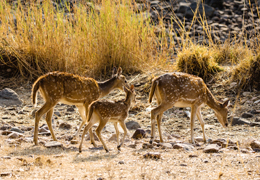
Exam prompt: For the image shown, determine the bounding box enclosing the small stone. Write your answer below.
[256,117,260,122]
[0,172,12,177]
[34,157,43,166]
[45,141,63,148]
[250,140,260,149]
[231,117,251,126]
[194,136,204,142]
[172,143,194,151]
[143,152,161,159]
[189,154,198,158]
[8,132,24,139]
[70,140,79,144]
[203,144,220,153]
[10,127,23,133]
[67,107,75,112]
[132,128,146,139]
[59,122,72,130]
[142,143,154,149]
[0,88,22,107]
[241,113,253,118]
[1,131,13,135]
[126,121,141,130]
[180,163,187,166]
[1,156,11,159]
[20,126,33,131]
[118,160,125,164]
[0,124,12,130]
[157,143,172,149]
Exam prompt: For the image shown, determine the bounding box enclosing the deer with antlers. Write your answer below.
[148,72,229,144]
[31,67,128,145]
[79,84,136,153]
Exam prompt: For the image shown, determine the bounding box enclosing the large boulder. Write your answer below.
[0,88,22,107]
[185,2,215,18]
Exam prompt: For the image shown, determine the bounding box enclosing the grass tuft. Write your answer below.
[176,45,222,82]
[231,54,260,91]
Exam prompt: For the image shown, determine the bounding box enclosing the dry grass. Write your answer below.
[0,0,167,78]
[176,45,222,82]
[231,53,260,91]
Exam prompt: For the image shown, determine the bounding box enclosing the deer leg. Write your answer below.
[196,107,206,143]
[34,102,57,145]
[190,105,198,144]
[96,119,109,153]
[150,103,172,144]
[78,116,98,153]
[157,113,164,143]
[114,122,120,147]
[88,128,97,147]
[118,120,128,150]
[74,105,88,140]
[45,107,57,141]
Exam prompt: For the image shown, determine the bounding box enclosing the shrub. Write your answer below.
[231,54,260,91]
[177,45,222,82]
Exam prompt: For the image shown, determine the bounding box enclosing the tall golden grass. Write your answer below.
[0,0,172,78]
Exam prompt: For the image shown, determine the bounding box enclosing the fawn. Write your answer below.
[31,67,128,145]
[148,72,229,144]
[79,84,136,153]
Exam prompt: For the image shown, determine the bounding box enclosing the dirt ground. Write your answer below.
[0,70,260,180]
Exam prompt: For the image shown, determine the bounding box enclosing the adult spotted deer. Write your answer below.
[148,72,229,144]
[31,67,128,145]
[79,85,136,153]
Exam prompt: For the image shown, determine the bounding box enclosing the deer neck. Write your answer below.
[98,77,118,98]
[124,91,132,108]
[205,88,222,112]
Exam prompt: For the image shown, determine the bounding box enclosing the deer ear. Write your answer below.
[222,99,230,107]
[117,67,122,76]
[112,67,117,77]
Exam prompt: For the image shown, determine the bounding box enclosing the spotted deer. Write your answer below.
[79,84,136,153]
[148,72,229,144]
[31,67,128,145]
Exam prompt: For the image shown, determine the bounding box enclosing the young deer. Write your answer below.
[31,67,128,145]
[79,85,136,153]
[148,72,229,144]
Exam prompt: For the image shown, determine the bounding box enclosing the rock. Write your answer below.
[142,143,154,149]
[189,154,198,158]
[34,157,43,166]
[126,121,141,130]
[54,111,61,117]
[132,128,146,139]
[10,127,23,133]
[205,0,224,9]
[241,113,253,118]
[203,144,220,153]
[38,132,51,136]
[0,88,22,107]
[256,117,260,122]
[194,136,204,142]
[185,2,215,18]
[157,143,172,149]
[0,172,12,177]
[45,141,63,148]
[250,140,260,149]
[59,122,72,130]
[178,2,191,14]
[250,122,260,127]
[70,140,79,144]
[1,156,11,159]
[1,131,13,135]
[67,107,75,112]
[172,143,194,151]
[143,152,161,159]
[39,127,49,133]
[20,126,33,131]
[254,99,260,104]
[0,124,12,130]
[118,160,125,164]
[8,132,24,139]
[231,117,251,126]
[250,109,260,114]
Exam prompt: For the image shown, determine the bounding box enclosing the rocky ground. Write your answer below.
[0,69,260,179]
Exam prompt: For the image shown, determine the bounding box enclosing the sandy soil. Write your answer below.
[0,70,260,180]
